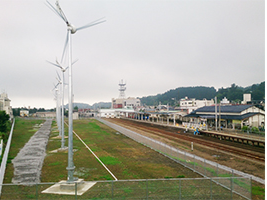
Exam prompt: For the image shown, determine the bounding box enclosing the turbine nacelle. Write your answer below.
[68,24,77,34]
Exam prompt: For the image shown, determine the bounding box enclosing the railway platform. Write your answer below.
[121,116,265,148]
[200,130,265,147]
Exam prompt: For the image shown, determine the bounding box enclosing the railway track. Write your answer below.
[106,118,265,163]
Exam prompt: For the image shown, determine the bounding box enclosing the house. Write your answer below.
[0,92,13,118]
[221,97,230,105]
[36,112,56,118]
[78,108,94,118]
[20,110,29,117]
[179,97,214,114]
[185,104,265,129]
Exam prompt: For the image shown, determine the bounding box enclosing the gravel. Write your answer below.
[12,119,52,185]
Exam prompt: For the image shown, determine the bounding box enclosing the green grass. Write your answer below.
[252,186,265,196]
[48,161,62,166]
[99,156,121,165]
[1,118,262,200]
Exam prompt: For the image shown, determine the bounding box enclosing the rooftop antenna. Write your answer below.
[46,0,105,183]
[118,79,126,99]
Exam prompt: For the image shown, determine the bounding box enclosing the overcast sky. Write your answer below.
[0,0,264,109]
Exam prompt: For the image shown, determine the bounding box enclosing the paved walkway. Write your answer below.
[12,119,52,185]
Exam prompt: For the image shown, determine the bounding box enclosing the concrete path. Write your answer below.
[12,119,52,185]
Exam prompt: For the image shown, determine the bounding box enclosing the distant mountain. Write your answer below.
[139,86,216,106]
[92,102,112,109]
[63,82,264,109]
[64,102,111,109]
[138,82,265,106]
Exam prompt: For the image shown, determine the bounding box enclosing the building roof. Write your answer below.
[196,112,262,120]
[185,104,264,121]
[193,104,253,113]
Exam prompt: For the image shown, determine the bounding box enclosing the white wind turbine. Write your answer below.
[52,81,61,137]
[46,0,105,183]
[47,59,78,150]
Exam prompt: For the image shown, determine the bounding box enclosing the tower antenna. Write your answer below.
[118,79,126,98]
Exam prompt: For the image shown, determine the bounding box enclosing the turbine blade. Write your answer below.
[72,59,78,65]
[52,83,57,91]
[61,32,69,63]
[56,71,61,81]
[55,82,60,88]
[46,60,62,69]
[76,18,106,31]
[45,0,67,23]
[65,59,78,71]
[55,1,69,25]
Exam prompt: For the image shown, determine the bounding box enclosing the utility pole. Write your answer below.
[215,97,217,131]
[219,102,221,132]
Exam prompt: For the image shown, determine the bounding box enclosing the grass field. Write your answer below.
[0,118,258,199]
[42,118,202,182]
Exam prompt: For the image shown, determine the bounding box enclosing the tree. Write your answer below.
[0,111,10,133]
[0,111,10,144]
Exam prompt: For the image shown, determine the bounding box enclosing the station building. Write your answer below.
[185,104,265,129]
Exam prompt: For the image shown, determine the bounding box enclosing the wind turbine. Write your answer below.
[47,59,78,150]
[52,81,61,137]
[46,0,105,183]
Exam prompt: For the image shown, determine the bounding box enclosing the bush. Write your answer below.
[0,132,8,144]
[251,127,259,134]
[241,126,248,132]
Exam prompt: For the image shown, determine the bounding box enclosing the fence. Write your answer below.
[0,177,250,199]
[182,122,207,130]
[0,119,15,194]
[98,118,253,199]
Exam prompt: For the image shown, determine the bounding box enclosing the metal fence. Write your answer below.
[0,119,15,194]
[0,177,250,199]
[98,118,253,199]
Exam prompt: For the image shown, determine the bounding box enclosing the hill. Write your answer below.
[65,102,111,110]
[139,82,265,106]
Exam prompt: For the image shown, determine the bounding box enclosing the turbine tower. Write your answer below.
[46,0,105,183]
[119,79,126,99]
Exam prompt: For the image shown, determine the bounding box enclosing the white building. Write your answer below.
[242,93,251,104]
[221,97,230,105]
[99,107,135,118]
[179,97,214,114]
[0,92,13,118]
[20,110,29,117]
[112,97,141,109]
[99,109,116,118]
